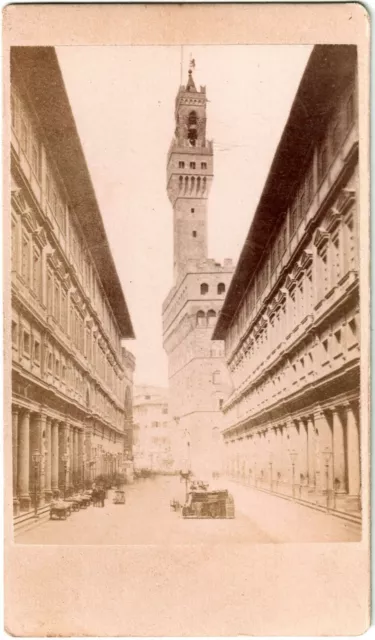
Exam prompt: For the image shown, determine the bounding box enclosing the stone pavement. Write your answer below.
[15,474,360,545]
[15,475,273,545]
[223,479,361,542]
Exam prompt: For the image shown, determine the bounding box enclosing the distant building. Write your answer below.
[10,47,135,515]
[132,386,174,473]
[213,45,360,515]
[162,68,234,478]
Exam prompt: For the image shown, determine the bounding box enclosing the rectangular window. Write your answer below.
[201,162,207,169]
[178,161,185,168]
[20,120,28,153]
[306,171,314,205]
[11,218,18,271]
[32,247,42,299]
[61,290,67,331]
[47,270,53,315]
[23,331,30,356]
[318,142,329,183]
[21,232,30,284]
[290,207,297,237]
[34,340,40,364]
[190,162,196,169]
[54,282,60,322]
[31,143,39,178]
[12,321,18,347]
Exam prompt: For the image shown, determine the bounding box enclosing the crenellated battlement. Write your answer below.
[162,257,235,314]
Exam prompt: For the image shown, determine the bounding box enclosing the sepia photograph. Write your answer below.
[3,3,370,636]
[9,41,362,545]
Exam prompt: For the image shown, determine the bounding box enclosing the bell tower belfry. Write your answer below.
[167,68,214,283]
[163,63,234,478]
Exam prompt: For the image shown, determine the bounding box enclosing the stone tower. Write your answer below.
[167,69,213,283]
[163,67,234,478]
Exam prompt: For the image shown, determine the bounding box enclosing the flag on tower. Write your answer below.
[190,58,196,70]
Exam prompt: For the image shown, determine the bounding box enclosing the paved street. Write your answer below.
[16,475,360,544]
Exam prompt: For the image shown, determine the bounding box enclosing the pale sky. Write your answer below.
[56,45,313,387]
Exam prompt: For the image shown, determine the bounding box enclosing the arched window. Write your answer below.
[200,283,209,295]
[207,309,217,326]
[188,111,197,126]
[179,176,183,191]
[197,176,201,192]
[187,111,198,147]
[213,370,221,384]
[196,310,205,326]
[184,176,189,193]
[218,282,226,295]
[191,176,195,192]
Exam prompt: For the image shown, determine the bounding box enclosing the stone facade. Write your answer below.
[10,48,136,515]
[132,386,175,473]
[163,69,234,478]
[213,45,361,515]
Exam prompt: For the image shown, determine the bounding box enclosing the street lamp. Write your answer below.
[322,447,332,513]
[62,453,69,499]
[269,452,273,493]
[289,449,298,499]
[32,450,42,518]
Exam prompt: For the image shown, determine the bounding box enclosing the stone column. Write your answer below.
[298,420,308,486]
[69,424,74,490]
[38,413,47,507]
[78,429,84,488]
[307,415,316,490]
[332,407,346,493]
[315,409,333,494]
[18,409,31,512]
[51,420,59,493]
[12,406,20,515]
[74,428,79,487]
[85,426,93,483]
[45,417,52,502]
[346,403,360,499]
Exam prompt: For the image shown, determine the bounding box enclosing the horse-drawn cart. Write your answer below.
[182,489,235,519]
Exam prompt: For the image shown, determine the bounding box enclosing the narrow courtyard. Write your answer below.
[16,475,360,545]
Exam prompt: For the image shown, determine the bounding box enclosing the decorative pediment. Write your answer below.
[11,188,28,215]
[57,263,66,280]
[33,226,48,248]
[108,353,115,366]
[98,338,106,351]
[326,207,342,232]
[71,290,81,306]
[266,302,275,317]
[61,274,72,291]
[275,288,287,306]
[22,208,37,233]
[47,250,60,270]
[86,319,93,330]
[285,274,295,291]
[336,188,356,215]
[299,250,313,269]
[313,227,329,249]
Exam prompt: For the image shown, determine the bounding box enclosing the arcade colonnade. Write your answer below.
[12,403,123,515]
[223,398,361,512]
